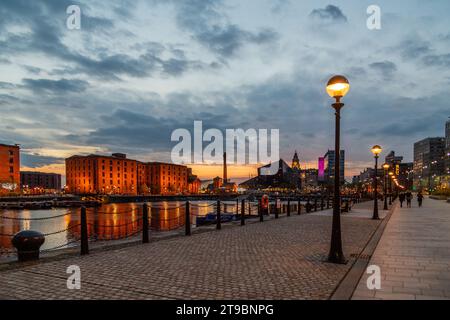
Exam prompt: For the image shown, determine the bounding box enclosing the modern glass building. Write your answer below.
[413,137,445,191]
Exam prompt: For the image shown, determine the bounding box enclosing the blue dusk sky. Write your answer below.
[0,0,449,181]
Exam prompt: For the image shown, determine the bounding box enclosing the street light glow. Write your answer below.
[326,75,350,99]
[371,145,383,156]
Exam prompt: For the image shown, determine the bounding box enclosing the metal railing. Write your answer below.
[0,195,364,260]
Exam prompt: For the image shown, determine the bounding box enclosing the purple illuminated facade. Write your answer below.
[318,157,325,182]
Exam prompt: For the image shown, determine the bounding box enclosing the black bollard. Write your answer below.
[80,206,89,255]
[142,203,149,243]
[321,198,325,211]
[306,198,311,213]
[275,200,279,219]
[298,200,302,215]
[327,197,330,209]
[216,200,221,230]
[12,230,45,262]
[259,201,264,223]
[185,201,191,236]
[287,200,291,217]
[314,198,318,212]
[241,200,245,226]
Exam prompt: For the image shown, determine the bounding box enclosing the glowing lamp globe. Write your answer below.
[326,75,350,99]
[371,145,382,156]
[383,163,390,170]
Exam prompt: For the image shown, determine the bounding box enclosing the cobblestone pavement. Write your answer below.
[0,211,379,300]
[352,197,450,300]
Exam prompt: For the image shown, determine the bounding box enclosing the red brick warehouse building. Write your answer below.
[65,153,197,195]
[0,144,20,194]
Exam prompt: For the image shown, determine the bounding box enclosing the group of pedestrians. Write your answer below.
[399,191,424,208]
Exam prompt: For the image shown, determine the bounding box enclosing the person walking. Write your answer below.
[399,193,405,208]
[406,191,413,208]
[417,192,424,208]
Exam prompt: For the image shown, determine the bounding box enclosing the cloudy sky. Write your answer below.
[1,0,449,182]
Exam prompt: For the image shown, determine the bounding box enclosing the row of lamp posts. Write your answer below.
[10,76,399,266]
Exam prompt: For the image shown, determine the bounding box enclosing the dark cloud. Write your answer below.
[21,78,89,93]
[399,39,431,59]
[0,0,203,80]
[67,109,187,152]
[196,25,278,57]
[21,153,64,167]
[309,5,347,23]
[82,15,115,32]
[369,61,397,80]
[0,94,20,106]
[23,66,42,75]
[423,53,450,67]
[165,0,278,57]
[0,82,17,89]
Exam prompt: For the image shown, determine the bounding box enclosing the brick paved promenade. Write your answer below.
[352,197,450,300]
[0,207,381,300]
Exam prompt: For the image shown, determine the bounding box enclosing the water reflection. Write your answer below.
[0,201,231,255]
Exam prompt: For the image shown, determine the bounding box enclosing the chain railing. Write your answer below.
[0,211,73,221]
[1,195,364,262]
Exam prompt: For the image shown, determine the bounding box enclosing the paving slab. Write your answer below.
[0,212,379,300]
[352,197,450,300]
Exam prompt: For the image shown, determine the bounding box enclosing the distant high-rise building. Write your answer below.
[0,143,20,194]
[304,169,319,187]
[324,150,345,185]
[398,162,414,191]
[385,151,403,167]
[413,137,445,190]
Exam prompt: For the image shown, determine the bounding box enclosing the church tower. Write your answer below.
[292,150,301,170]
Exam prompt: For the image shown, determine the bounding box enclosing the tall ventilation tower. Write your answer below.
[223,152,228,183]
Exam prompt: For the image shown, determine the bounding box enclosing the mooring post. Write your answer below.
[275,199,279,219]
[241,199,245,226]
[287,200,291,217]
[216,200,221,230]
[185,201,191,236]
[142,203,149,244]
[259,200,264,223]
[80,206,89,255]
[306,197,311,213]
[298,200,302,215]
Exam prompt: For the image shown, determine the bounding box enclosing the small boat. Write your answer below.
[196,213,237,226]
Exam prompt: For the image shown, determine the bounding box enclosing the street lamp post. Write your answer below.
[383,163,390,210]
[326,75,350,264]
[371,145,382,220]
[388,171,394,205]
